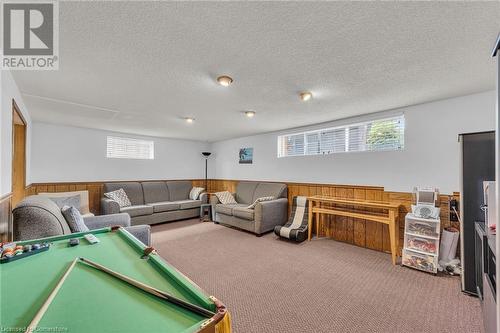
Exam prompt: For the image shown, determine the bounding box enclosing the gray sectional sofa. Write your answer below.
[210,181,288,235]
[101,180,207,225]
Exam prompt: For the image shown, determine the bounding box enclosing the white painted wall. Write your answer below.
[31,123,210,183]
[1,70,32,196]
[211,91,496,194]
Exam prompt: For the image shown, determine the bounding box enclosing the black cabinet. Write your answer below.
[475,222,497,333]
[459,131,495,295]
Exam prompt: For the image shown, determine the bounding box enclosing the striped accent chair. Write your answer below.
[274,196,308,242]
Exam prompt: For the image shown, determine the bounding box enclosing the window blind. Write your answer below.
[106,136,155,160]
[277,115,404,158]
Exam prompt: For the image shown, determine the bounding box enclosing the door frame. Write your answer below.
[11,99,27,206]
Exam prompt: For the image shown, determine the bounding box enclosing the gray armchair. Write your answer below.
[13,195,151,245]
[210,182,288,235]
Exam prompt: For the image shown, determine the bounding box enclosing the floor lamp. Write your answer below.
[202,152,211,191]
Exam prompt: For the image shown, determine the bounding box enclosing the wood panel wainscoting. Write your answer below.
[24,180,207,216]
[0,193,13,242]
[18,179,457,256]
[206,179,459,255]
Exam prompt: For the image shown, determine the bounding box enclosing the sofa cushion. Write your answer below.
[215,203,247,216]
[247,196,275,209]
[172,200,202,210]
[232,207,255,221]
[103,182,144,205]
[104,189,131,208]
[235,182,259,204]
[215,191,237,205]
[61,206,89,233]
[49,195,81,210]
[252,183,287,202]
[147,201,180,213]
[189,187,204,200]
[39,191,91,215]
[166,181,192,201]
[120,205,154,217]
[142,181,170,203]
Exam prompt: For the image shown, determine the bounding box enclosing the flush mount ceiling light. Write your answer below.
[244,111,256,118]
[217,75,233,87]
[300,91,313,101]
[185,117,195,123]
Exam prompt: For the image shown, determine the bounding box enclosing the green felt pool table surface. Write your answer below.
[0,228,225,333]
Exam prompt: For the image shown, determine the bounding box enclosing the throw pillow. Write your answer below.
[104,188,131,207]
[247,196,275,209]
[61,205,89,233]
[189,187,204,200]
[49,195,81,210]
[215,191,237,205]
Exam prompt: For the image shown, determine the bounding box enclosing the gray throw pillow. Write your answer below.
[49,195,81,211]
[61,205,89,233]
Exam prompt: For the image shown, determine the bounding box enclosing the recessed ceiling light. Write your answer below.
[217,75,233,87]
[300,91,313,101]
[185,117,195,123]
[244,111,256,118]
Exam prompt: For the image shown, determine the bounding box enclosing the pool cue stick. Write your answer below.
[78,257,215,318]
[24,258,79,333]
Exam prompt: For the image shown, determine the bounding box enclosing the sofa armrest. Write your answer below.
[210,195,220,205]
[124,225,151,246]
[101,198,120,215]
[254,198,289,235]
[83,213,131,230]
[199,192,208,204]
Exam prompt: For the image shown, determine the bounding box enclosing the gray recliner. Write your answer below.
[274,196,309,242]
[13,195,151,245]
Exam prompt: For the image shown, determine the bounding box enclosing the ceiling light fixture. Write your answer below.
[217,75,233,87]
[244,111,256,118]
[185,117,195,123]
[300,91,313,101]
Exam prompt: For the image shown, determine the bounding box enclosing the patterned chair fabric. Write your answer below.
[274,196,308,242]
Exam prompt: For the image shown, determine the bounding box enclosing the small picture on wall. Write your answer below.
[239,148,253,164]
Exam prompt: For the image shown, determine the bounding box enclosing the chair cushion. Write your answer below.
[61,206,89,233]
[120,205,154,217]
[147,201,180,213]
[235,182,258,204]
[103,182,144,205]
[166,181,192,201]
[215,203,247,216]
[142,181,170,204]
[215,191,237,205]
[104,189,132,208]
[232,207,255,220]
[173,200,202,210]
[252,183,287,202]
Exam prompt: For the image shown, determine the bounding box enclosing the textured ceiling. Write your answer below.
[12,1,500,142]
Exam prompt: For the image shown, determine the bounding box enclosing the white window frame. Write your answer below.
[277,115,405,158]
[106,136,155,160]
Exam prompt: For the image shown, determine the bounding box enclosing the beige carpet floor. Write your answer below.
[152,219,483,333]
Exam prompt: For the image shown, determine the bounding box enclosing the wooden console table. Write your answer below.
[307,195,401,265]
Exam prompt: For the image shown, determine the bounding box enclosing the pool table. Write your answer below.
[0,227,231,333]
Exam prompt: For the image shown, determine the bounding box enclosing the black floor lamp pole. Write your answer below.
[202,152,211,190]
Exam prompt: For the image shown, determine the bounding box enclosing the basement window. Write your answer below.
[277,115,405,157]
[106,136,155,160]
